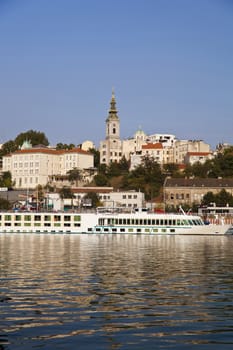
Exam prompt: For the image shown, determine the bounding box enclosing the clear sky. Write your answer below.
[0,0,233,149]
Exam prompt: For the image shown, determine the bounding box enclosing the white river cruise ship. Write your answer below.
[0,208,232,235]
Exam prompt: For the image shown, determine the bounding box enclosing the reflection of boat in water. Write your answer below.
[0,207,232,235]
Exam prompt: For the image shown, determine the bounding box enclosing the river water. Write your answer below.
[0,234,233,350]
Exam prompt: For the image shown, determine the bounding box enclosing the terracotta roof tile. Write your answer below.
[142,143,163,150]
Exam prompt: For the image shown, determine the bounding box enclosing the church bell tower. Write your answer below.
[106,89,120,140]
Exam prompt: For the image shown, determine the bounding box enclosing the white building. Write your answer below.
[99,190,145,209]
[184,151,213,165]
[46,189,144,210]
[146,133,176,147]
[2,146,94,189]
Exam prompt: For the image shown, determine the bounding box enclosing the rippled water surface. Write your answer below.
[1,234,233,349]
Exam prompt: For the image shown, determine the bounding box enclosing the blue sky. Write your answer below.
[0,0,233,149]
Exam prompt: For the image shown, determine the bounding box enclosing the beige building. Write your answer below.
[164,178,233,207]
[174,140,211,164]
[2,146,94,189]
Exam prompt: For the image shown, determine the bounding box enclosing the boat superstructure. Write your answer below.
[0,208,231,235]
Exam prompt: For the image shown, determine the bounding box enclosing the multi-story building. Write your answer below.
[174,140,211,164]
[164,177,233,207]
[2,144,94,189]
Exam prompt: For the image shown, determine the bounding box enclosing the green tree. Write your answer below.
[59,186,74,199]
[88,148,100,168]
[56,143,75,150]
[82,192,100,208]
[215,189,233,206]
[201,191,216,206]
[0,198,11,210]
[94,173,109,186]
[122,156,164,200]
[15,130,49,147]
[163,163,180,177]
[67,168,82,186]
[0,140,18,157]
[0,171,14,189]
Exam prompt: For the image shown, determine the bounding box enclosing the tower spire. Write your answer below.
[107,88,118,121]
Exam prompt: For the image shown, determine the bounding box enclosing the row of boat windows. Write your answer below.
[2,222,81,227]
[92,227,176,233]
[0,215,81,222]
[98,218,203,226]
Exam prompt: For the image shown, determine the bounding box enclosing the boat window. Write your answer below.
[44,215,51,221]
[144,219,147,225]
[74,215,81,221]
[35,215,41,221]
[162,229,166,233]
[148,219,151,225]
[137,228,141,233]
[156,219,159,225]
[135,219,139,225]
[15,215,21,221]
[170,229,175,233]
[74,223,80,227]
[145,228,150,232]
[140,219,143,225]
[123,219,127,225]
[177,220,180,226]
[127,219,130,225]
[160,220,164,226]
[115,219,118,225]
[131,219,134,225]
[45,223,51,226]
[35,223,41,226]
[164,219,168,225]
[14,223,21,226]
[4,223,11,226]
[112,228,117,232]
[104,228,109,232]
[188,220,193,225]
[153,228,158,232]
[4,215,11,221]
[24,215,31,221]
[64,216,71,221]
[128,228,133,232]
[120,228,125,232]
[168,220,172,225]
[25,223,31,227]
[183,220,189,225]
[96,228,101,232]
[119,219,122,225]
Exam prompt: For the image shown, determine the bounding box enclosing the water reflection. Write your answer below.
[1,234,233,349]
